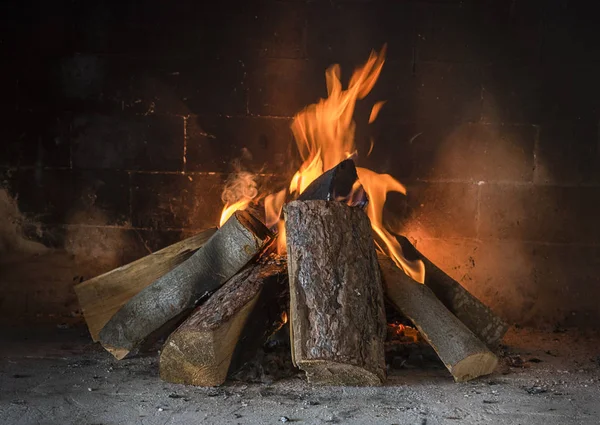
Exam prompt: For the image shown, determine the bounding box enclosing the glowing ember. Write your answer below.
[219,45,425,282]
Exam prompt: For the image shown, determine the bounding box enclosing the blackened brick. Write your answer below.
[242,1,307,59]
[126,57,247,116]
[411,123,535,182]
[539,64,600,122]
[399,182,479,239]
[479,184,600,244]
[18,111,72,168]
[186,116,294,174]
[306,2,415,63]
[414,63,482,124]
[482,65,544,124]
[71,114,184,171]
[415,2,509,64]
[131,172,224,230]
[247,59,326,117]
[541,3,600,65]
[536,120,600,185]
[16,169,130,226]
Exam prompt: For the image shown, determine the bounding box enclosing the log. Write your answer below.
[394,235,508,347]
[285,200,386,385]
[75,228,217,341]
[98,211,272,359]
[159,257,288,386]
[379,255,498,382]
[297,159,362,204]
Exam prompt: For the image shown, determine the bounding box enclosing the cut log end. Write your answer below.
[451,352,499,383]
[297,360,384,386]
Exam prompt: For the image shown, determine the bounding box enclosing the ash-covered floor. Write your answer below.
[1,325,599,425]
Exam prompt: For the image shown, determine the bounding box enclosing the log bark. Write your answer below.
[285,200,386,385]
[394,235,508,347]
[379,255,498,382]
[98,211,272,359]
[75,228,217,341]
[159,257,288,386]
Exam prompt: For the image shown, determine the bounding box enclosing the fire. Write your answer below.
[219,45,425,283]
[219,199,251,227]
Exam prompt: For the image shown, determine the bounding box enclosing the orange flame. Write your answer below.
[217,45,425,282]
[219,199,251,227]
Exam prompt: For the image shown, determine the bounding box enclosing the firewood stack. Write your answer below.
[75,159,507,385]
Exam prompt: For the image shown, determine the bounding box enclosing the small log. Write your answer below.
[98,211,272,359]
[297,159,360,203]
[379,255,498,382]
[75,228,217,341]
[285,200,387,385]
[159,257,288,386]
[394,235,508,347]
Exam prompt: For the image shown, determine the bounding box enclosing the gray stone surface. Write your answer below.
[1,325,599,425]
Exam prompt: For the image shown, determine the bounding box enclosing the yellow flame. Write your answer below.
[219,199,251,227]
[217,44,425,282]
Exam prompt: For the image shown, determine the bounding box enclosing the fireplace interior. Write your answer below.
[1,0,600,424]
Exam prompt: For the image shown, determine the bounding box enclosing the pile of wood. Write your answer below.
[75,160,507,385]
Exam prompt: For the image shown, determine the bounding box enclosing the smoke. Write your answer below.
[221,170,259,206]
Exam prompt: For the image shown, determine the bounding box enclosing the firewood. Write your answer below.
[379,255,498,382]
[159,257,288,386]
[394,235,508,347]
[75,228,217,341]
[285,200,387,386]
[297,159,360,203]
[98,211,272,360]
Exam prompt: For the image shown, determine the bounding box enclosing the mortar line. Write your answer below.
[182,115,188,173]
[532,124,541,184]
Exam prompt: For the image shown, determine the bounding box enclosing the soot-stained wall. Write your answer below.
[1,0,600,327]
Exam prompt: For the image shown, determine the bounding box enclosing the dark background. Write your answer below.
[1,0,599,328]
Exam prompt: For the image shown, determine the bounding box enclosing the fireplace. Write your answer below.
[2,0,600,418]
[3,0,599,329]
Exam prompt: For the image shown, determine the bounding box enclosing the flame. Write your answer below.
[281,311,288,325]
[217,44,425,282]
[219,199,251,227]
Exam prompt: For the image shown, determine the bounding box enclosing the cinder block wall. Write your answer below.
[1,1,599,328]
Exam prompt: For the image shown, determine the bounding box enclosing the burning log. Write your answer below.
[379,255,498,382]
[75,228,217,341]
[394,235,508,347]
[159,257,288,386]
[285,200,387,385]
[297,158,360,202]
[98,211,272,359]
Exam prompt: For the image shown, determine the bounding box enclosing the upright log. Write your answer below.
[159,257,288,386]
[297,159,360,203]
[98,211,272,359]
[75,228,217,341]
[379,256,498,382]
[285,200,386,385]
[394,235,508,346]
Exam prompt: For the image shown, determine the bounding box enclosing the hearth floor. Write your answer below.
[1,325,599,425]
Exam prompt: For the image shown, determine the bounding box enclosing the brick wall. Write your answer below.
[1,0,600,327]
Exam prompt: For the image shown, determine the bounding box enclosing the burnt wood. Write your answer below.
[159,257,288,386]
[98,211,272,359]
[297,158,361,203]
[379,255,498,382]
[285,200,386,385]
[394,235,508,347]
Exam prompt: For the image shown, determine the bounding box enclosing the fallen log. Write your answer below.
[159,256,288,386]
[379,255,498,382]
[394,235,508,347]
[75,228,217,341]
[98,211,272,360]
[285,200,387,385]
